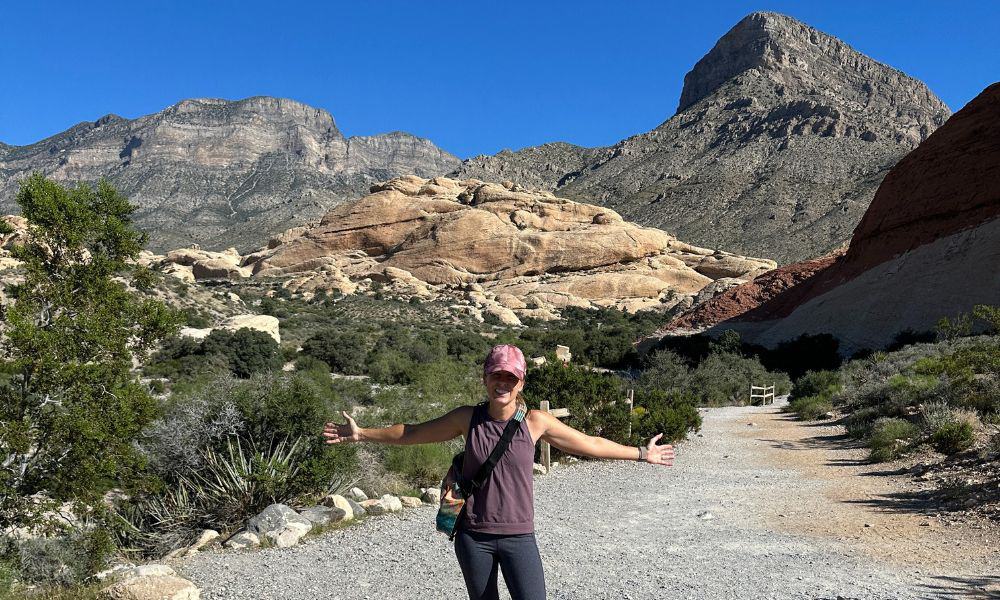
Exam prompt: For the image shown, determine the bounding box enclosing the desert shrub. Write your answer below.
[124,371,358,555]
[788,395,834,420]
[259,296,289,318]
[178,307,211,328]
[844,406,882,439]
[446,331,492,362]
[520,362,630,447]
[792,370,840,400]
[923,405,979,454]
[202,328,283,378]
[868,418,920,462]
[381,442,461,488]
[146,328,282,380]
[293,354,331,374]
[301,329,368,375]
[687,352,790,406]
[931,421,976,455]
[139,385,244,477]
[630,390,701,444]
[972,305,1000,334]
[222,371,357,495]
[366,349,415,385]
[637,350,691,395]
[15,527,115,586]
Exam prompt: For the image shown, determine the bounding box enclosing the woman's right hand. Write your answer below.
[323,411,362,444]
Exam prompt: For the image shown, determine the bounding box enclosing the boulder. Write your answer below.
[346,498,367,517]
[420,488,442,505]
[191,258,250,280]
[99,574,200,600]
[300,505,347,527]
[380,494,403,512]
[360,499,386,516]
[348,487,368,502]
[223,531,260,550]
[183,529,220,556]
[247,504,313,548]
[399,496,423,509]
[178,327,212,341]
[321,494,354,520]
[220,314,281,343]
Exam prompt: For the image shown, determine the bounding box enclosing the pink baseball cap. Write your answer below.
[483,344,526,381]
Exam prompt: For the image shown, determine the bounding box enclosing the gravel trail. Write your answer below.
[175,401,998,599]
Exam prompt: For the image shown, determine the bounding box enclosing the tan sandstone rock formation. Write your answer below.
[240,176,776,321]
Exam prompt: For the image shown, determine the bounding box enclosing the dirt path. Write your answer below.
[738,398,1000,597]
[176,400,1000,599]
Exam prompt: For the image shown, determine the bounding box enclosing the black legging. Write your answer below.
[454,529,547,600]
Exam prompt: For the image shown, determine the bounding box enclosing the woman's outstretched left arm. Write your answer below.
[530,410,674,466]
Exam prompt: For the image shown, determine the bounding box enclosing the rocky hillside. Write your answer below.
[452,12,951,264]
[643,82,1000,355]
[0,97,460,252]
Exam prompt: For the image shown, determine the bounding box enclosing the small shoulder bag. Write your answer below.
[436,402,527,541]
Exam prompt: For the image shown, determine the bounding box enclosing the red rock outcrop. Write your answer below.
[646,82,1000,354]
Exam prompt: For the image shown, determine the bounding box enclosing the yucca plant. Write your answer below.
[183,436,305,531]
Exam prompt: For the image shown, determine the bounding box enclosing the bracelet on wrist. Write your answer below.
[637,446,648,462]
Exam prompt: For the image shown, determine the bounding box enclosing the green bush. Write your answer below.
[788,395,834,420]
[868,418,920,462]
[146,329,283,381]
[381,442,460,487]
[630,390,701,444]
[202,328,283,378]
[687,352,790,406]
[638,350,691,395]
[843,406,882,439]
[792,370,840,400]
[301,330,368,375]
[520,362,630,448]
[930,421,975,455]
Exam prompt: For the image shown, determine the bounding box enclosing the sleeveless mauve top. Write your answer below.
[460,402,536,534]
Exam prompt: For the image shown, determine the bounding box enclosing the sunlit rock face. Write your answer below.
[240,175,775,323]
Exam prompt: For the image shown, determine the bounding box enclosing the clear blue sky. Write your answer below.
[1,1,997,158]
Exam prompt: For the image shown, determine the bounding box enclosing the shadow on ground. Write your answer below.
[919,574,1000,599]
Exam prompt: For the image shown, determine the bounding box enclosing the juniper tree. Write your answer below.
[0,174,177,530]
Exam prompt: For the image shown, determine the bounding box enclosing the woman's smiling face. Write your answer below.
[484,370,523,403]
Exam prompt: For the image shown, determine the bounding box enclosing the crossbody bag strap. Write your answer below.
[463,402,527,496]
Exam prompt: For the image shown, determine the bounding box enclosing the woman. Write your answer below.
[322,344,675,600]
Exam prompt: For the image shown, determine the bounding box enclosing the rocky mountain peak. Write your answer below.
[161,96,343,139]
[676,12,945,121]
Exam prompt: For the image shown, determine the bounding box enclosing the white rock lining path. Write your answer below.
[175,400,999,599]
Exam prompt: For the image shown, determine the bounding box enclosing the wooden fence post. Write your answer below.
[537,401,571,473]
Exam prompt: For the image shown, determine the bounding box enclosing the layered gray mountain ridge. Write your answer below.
[0,97,460,252]
[451,12,951,264]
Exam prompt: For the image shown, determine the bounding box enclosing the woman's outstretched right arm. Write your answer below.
[323,406,472,446]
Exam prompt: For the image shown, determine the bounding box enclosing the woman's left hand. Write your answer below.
[645,434,675,466]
